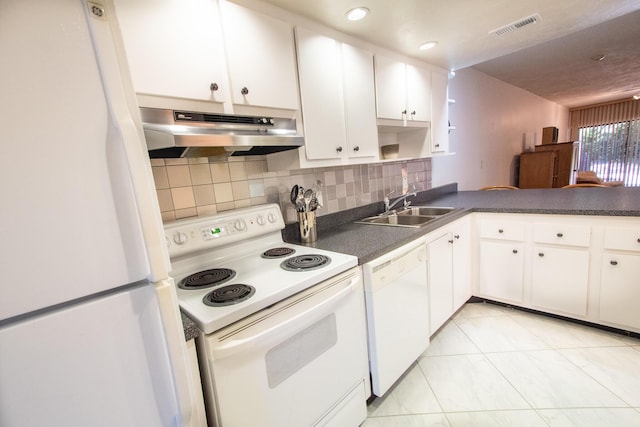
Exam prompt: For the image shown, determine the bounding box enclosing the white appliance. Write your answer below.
[0,1,196,425]
[164,204,370,427]
[362,238,430,396]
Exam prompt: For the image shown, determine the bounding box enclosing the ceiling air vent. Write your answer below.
[490,13,541,36]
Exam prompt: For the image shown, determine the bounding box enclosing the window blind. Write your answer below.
[570,99,640,186]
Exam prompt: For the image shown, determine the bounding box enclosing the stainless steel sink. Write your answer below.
[356,214,436,227]
[397,206,456,216]
[355,206,456,228]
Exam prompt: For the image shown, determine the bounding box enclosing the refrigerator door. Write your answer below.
[0,284,179,426]
[0,0,168,321]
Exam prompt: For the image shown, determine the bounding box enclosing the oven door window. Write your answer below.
[266,314,337,388]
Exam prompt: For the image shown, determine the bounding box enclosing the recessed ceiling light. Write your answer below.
[591,53,606,62]
[346,7,369,21]
[633,95,640,100]
[418,41,438,51]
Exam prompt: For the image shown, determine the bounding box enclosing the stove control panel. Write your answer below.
[200,219,245,241]
[163,204,286,258]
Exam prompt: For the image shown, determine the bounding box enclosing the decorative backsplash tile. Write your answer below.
[151,156,432,223]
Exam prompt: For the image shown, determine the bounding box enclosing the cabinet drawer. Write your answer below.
[603,227,640,252]
[479,220,525,241]
[533,223,591,247]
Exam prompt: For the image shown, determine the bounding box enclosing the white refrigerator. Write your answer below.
[0,0,196,425]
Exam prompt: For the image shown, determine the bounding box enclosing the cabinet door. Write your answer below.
[342,44,379,159]
[374,55,407,120]
[599,253,640,331]
[428,233,453,333]
[452,219,472,311]
[115,0,228,104]
[296,28,346,160]
[532,246,589,317]
[406,65,431,122]
[430,71,449,153]
[219,0,299,110]
[479,240,524,304]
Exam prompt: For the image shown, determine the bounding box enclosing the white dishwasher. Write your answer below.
[362,238,430,397]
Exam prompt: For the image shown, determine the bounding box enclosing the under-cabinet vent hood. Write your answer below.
[139,107,304,158]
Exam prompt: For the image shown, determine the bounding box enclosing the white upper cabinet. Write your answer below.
[115,0,299,112]
[430,71,450,153]
[341,43,379,159]
[406,65,432,122]
[374,55,431,122]
[218,0,299,110]
[294,27,378,164]
[114,0,229,105]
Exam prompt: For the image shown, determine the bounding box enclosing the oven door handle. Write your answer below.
[209,274,357,360]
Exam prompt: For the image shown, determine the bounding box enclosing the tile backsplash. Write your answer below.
[151,156,432,224]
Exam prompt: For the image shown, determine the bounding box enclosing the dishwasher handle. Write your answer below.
[209,274,358,360]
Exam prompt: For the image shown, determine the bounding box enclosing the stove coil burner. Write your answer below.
[203,284,255,307]
[179,268,236,290]
[281,254,331,272]
[261,247,296,259]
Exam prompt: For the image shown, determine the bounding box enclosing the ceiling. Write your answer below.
[259,0,640,108]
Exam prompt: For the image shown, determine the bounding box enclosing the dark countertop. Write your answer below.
[284,185,640,265]
[182,184,640,339]
[182,312,200,341]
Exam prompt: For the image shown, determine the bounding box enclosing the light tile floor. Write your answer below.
[363,301,640,427]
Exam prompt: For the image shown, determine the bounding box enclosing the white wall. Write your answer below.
[432,67,569,190]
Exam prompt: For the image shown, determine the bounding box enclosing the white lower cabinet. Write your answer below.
[477,217,526,304]
[531,246,589,317]
[599,253,640,331]
[427,216,471,334]
[530,222,591,317]
[474,213,640,334]
[598,225,640,331]
[428,232,453,333]
[478,240,525,304]
[452,217,472,310]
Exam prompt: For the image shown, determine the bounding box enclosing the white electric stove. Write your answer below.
[164,204,358,334]
[165,204,369,427]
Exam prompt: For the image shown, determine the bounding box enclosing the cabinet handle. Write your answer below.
[210,82,219,91]
[435,144,440,148]
[557,232,563,238]
[498,229,504,233]
[401,109,407,117]
[610,260,618,266]
[241,87,249,95]
[411,110,416,117]
[454,234,460,239]
[353,146,359,152]
[512,249,518,254]
[538,252,545,257]
[336,146,343,153]
[448,239,454,244]
[637,238,640,243]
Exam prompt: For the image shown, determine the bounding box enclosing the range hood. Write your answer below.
[139,107,304,158]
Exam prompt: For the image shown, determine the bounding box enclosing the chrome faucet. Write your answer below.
[384,186,417,213]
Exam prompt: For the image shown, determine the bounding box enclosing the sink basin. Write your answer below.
[355,206,457,228]
[397,206,456,216]
[355,214,436,228]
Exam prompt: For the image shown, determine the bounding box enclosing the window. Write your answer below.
[570,100,640,187]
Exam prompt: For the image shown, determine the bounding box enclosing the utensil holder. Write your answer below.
[297,211,317,243]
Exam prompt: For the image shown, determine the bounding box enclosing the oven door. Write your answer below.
[197,267,368,427]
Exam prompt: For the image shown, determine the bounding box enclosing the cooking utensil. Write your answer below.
[308,196,319,211]
[296,186,306,212]
[303,188,313,211]
[290,185,299,206]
